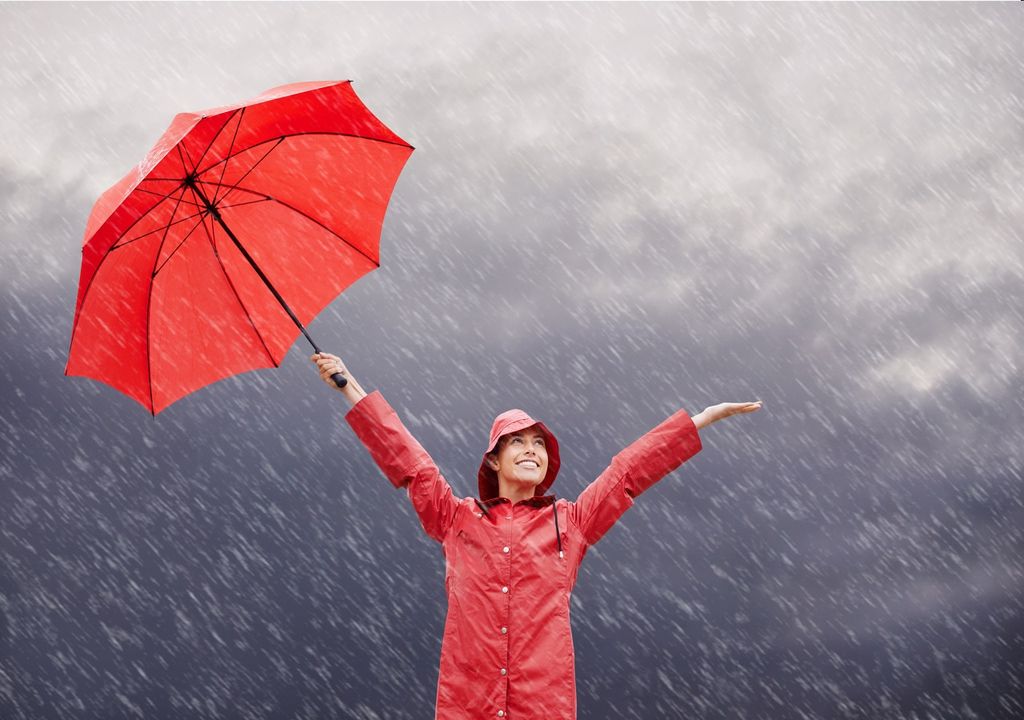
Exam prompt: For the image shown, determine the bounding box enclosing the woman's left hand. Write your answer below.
[692,401,763,430]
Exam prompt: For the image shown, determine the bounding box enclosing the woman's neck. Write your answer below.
[497,478,538,504]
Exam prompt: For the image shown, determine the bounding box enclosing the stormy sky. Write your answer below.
[2,3,1023,719]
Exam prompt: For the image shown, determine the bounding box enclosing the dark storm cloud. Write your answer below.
[3,3,1023,719]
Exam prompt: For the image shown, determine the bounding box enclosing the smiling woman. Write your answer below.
[484,426,554,505]
[311,350,761,720]
[491,434,543,468]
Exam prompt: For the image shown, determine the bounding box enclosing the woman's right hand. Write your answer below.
[311,352,349,392]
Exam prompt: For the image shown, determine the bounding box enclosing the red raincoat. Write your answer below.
[346,391,703,719]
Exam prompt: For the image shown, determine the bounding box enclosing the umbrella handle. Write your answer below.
[330,372,349,389]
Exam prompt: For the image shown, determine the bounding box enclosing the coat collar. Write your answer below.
[472,494,564,557]
[475,493,556,511]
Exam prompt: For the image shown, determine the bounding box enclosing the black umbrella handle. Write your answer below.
[310,343,349,389]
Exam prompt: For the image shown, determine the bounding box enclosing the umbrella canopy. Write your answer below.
[65,81,413,414]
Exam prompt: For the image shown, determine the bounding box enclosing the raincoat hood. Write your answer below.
[478,408,561,501]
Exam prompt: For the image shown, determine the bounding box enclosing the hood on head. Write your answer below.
[477,408,561,501]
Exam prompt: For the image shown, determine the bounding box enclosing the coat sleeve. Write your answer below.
[569,408,702,546]
[345,390,460,544]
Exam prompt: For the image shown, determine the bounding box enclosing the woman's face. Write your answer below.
[489,426,549,488]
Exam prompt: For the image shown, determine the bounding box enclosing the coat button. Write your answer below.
[497,712,504,718]
[501,626,507,634]
[501,586,508,593]
[500,668,507,676]
[502,546,510,553]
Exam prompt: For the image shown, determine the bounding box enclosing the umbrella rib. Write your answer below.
[204,137,284,207]
[112,208,206,250]
[67,184,189,364]
[196,179,379,269]
[151,214,209,278]
[176,143,196,181]
[128,186,201,210]
[216,198,272,211]
[212,108,245,206]
[141,131,412,186]
[104,183,195,248]
[263,196,379,269]
[144,184,192,414]
[200,212,277,368]
[178,177,277,327]
[194,131,413,179]
[133,186,185,200]
[191,109,241,185]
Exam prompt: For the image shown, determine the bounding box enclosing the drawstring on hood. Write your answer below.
[553,501,563,558]
[474,496,564,559]
[478,408,563,558]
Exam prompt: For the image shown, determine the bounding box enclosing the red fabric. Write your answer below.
[346,390,703,719]
[66,81,413,413]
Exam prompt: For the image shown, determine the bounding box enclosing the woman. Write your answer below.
[312,351,761,719]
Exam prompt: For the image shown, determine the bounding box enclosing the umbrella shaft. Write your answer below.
[187,179,322,354]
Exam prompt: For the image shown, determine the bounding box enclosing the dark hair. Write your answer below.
[486,435,510,461]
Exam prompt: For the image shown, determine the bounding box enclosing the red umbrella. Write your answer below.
[65,81,413,414]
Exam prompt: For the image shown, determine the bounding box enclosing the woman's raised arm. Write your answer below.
[569,399,763,546]
[311,352,460,544]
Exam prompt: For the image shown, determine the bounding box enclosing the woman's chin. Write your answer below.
[512,471,544,487]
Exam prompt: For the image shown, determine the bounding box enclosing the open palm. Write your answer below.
[694,401,763,429]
